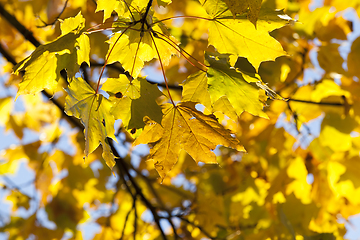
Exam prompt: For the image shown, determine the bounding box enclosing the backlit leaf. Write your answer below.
[183,52,268,119]
[223,0,263,27]
[200,0,290,70]
[134,102,244,179]
[65,77,116,169]
[13,12,89,98]
[102,76,163,129]
[106,16,179,78]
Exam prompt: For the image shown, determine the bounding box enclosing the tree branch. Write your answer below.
[113,152,168,240]
[287,98,345,106]
[0,3,41,47]
[0,43,17,65]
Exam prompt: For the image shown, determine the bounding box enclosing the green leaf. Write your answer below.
[183,52,268,119]
[102,76,163,130]
[200,0,290,70]
[206,53,268,118]
[181,70,212,109]
[13,12,89,98]
[65,77,116,169]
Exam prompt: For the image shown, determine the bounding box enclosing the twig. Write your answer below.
[2,176,34,199]
[176,215,220,239]
[37,0,69,28]
[113,151,168,240]
[287,98,345,106]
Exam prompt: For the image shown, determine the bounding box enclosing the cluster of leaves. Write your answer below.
[1,0,360,239]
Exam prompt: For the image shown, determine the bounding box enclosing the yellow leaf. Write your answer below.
[319,113,357,152]
[0,97,13,126]
[102,77,163,129]
[106,18,179,78]
[13,12,89,98]
[311,79,350,102]
[223,0,263,27]
[200,0,290,70]
[286,157,311,204]
[135,102,244,179]
[65,77,117,169]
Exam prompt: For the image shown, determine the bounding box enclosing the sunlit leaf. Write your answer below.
[135,102,244,179]
[102,76,163,129]
[200,0,291,69]
[13,12,89,98]
[106,16,179,78]
[223,0,263,27]
[65,77,116,169]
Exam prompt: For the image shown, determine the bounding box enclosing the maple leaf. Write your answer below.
[96,0,149,22]
[223,0,263,27]
[134,102,244,179]
[102,76,163,130]
[64,77,116,169]
[13,12,90,98]
[183,52,268,120]
[106,16,179,78]
[199,0,290,70]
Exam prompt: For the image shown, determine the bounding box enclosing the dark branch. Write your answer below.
[0,3,41,47]
[0,43,17,65]
[113,151,168,240]
[287,98,345,106]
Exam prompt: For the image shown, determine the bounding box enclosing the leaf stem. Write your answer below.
[36,0,69,28]
[95,25,132,93]
[153,30,208,72]
[149,31,176,106]
[130,34,143,78]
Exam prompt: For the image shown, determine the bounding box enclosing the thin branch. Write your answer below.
[120,198,136,240]
[114,152,168,240]
[176,216,220,240]
[287,98,345,106]
[95,25,133,93]
[121,0,136,22]
[2,176,34,199]
[37,0,69,27]
[136,171,180,239]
